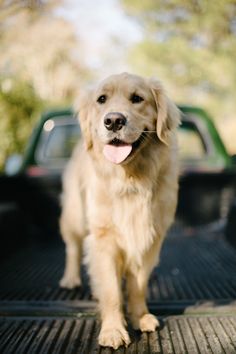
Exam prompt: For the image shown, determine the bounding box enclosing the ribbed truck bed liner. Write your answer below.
[1,315,236,353]
[1,224,236,302]
[1,224,236,353]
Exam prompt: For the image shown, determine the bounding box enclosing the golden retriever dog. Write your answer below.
[59,72,180,349]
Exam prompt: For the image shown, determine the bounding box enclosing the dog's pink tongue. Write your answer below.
[103,144,132,164]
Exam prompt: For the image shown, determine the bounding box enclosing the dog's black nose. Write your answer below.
[104,112,127,132]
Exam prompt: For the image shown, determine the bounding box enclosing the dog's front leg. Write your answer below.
[127,267,159,332]
[86,233,131,349]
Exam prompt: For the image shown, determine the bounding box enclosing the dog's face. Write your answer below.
[77,73,180,165]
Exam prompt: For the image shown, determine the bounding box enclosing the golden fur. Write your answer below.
[59,72,180,349]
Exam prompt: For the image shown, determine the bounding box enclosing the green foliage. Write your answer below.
[121,0,236,126]
[0,78,43,169]
[0,1,88,171]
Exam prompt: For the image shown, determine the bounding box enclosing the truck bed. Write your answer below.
[1,224,236,353]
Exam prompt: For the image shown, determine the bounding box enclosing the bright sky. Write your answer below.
[56,0,142,77]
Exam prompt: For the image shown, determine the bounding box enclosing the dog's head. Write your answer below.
[76,72,180,165]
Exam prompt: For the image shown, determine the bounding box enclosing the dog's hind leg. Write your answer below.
[59,209,84,289]
[59,233,82,289]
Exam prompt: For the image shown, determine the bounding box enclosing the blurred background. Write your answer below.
[0,0,236,170]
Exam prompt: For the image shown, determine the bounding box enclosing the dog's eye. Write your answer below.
[97,95,107,104]
[130,93,144,104]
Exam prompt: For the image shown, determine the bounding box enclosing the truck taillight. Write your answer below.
[26,166,49,177]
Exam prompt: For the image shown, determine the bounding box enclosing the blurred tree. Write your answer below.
[0,79,43,167]
[121,0,236,152]
[0,0,88,170]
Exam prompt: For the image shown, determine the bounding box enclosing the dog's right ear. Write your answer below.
[74,89,93,150]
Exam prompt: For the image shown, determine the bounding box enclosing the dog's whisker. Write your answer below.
[132,129,157,133]
[143,130,156,133]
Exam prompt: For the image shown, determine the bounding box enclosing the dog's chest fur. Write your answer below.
[114,185,157,266]
[87,166,160,266]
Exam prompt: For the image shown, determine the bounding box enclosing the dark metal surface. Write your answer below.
[1,225,236,302]
[1,315,236,353]
[1,224,236,353]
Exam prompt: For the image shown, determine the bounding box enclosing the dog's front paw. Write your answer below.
[59,275,81,289]
[99,326,131,349]
[139,313,159,332]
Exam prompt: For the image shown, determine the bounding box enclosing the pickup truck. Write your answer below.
[5,105,236,226]
[1,106,236,353]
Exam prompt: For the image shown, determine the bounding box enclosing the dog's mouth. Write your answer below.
[103,130,147,164]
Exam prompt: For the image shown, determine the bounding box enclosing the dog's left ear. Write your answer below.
[149,78,180,145]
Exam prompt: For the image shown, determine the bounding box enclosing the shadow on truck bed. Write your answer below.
[0,175,60,259]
